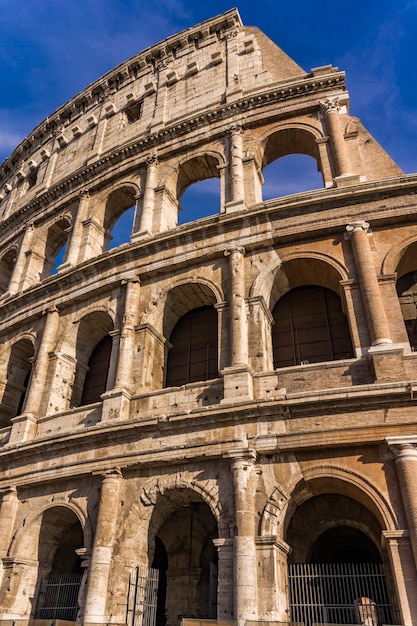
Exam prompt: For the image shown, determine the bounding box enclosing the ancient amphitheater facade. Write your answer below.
[1,8,417,626]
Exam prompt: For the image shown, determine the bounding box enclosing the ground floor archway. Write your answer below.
[286,492,397,625]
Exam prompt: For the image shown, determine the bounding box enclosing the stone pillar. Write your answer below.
[255,536,291,621]
[83,468,123,624]
[63,189,90,267]
[346,221,392,347]
[320,97,351,177]
[226,243,246,366]
[102,277,141,421]
[222,244,253,401]
[138,156,158,236]
[386,438,417,573]
[115,278,141,389]
[226,450,258,624]
[213,538,234,619]
[8,223,35,295]
[383,530,417,626]
[9,307,60,444]
[0,487,18,584]
[225,126,245,212]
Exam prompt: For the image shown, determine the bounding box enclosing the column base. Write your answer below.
[130,230,152,243]
[101,388,131,422]
[8,413,37,445]
[368,344,406,381]
[221,365,253,403]
[224,199,246,214]
[333,173,361,187]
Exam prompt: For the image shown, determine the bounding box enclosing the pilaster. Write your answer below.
[83,468,123,623]
[225,449,258,625]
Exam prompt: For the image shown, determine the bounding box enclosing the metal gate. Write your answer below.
[127,566,159,626]
[288,563,393,625]
[35,571,83,620]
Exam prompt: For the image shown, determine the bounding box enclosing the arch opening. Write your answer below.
[33,507,84,621]
[104,187,137,252]
[0,338,34,426]
[42,218,70,278]
[150,498,218,626]
[261,127,324,201]
[272,285,353,368]
[179,178,220,224]
[176,155,221,225]
[263,153,324,200]
[165,305,218,387]
[0,248,17,294]
[286,492,396,625]
[397,270,417,351]
[71,312,114,407]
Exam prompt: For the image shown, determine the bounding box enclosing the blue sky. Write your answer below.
[1,0,416,176]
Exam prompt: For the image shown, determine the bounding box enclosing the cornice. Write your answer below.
[0,66,345,202]
[0,8,242,178]
[1,379,417,487]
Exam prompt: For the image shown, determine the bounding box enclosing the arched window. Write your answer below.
[272,285,353,367]
[263,153,323,200]
[34,507,84,621]
[179,178,220,224]
[108,205,135,250]
[177,156,221,225]
[0,248,17,294]
[42,218,70,278]
[166,305,218,387]
[80,334,112,405]
[103,187,136,251]
[397,270,417,350]
[71,312,114,407]
[261,128,324,202]
[0,338,34,426]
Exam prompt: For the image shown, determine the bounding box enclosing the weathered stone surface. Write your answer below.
[0,8,417,626]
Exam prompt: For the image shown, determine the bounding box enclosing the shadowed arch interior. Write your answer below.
[0,338,34,425]
[272,285,353,367]
[72,311,114,407]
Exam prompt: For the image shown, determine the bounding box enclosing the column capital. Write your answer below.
[0,486,17,497]
[346,221,370,236]
[228,123,244,135]
[146,153,158,166]
[319,96,341,115]
[78,188,90,199]
[224,448,257,466]
[93,467,124,481]
[224,241,245,257]
[386,436,417,457]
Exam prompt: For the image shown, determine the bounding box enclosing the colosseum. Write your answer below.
[0,7,417,626]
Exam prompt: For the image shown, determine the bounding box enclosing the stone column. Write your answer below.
[138,156,158,236]
[0,488,18,580]
[8,223,35,295]
[226,450,258,624]
[226,126,245,211]
[222,244,252,400]
[386,438,417,573]
[346,221,392,347]
[102,278,141,421]
[320,97,351,177]
[115,278,140,388]
[63,189,90,267]
[9,307,60,443]
[225,243,246,366]
[383,530,417,626]
[83,469,123,624]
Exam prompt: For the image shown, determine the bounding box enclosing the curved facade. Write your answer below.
[1,8,417,626]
